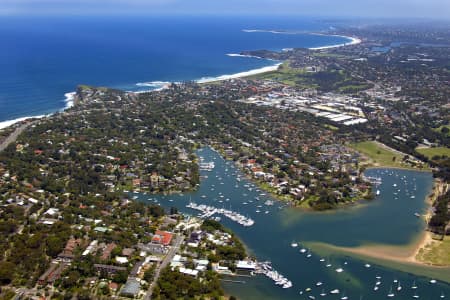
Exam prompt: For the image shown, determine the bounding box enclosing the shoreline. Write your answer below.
[308,33,361,50]
[0,115,46,131]
[0,32,358,130]
[328,230,434,266]
[365,164,432,172]
[0,92,75,131]
[307,176,448,271]
[196,63,282,84]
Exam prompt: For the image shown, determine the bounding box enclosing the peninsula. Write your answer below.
[0,22,449,299]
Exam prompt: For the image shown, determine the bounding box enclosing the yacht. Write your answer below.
[291,242,298,248]
[330,289,339,294]
[335,268,344,273]
[316,282,323,286]
[430,279,437,284]
[387,286,395,298]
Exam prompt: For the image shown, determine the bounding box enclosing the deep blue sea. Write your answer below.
[0,15,350,124]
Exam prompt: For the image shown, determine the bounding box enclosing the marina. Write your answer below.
[254,262,293,289]
[136,147,450,299]
[186,202,255,227]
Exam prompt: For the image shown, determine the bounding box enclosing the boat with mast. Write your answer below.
[387,286,395,298]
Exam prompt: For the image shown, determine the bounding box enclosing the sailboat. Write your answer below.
[340,292,348,300]
[412,291,419,299]
[387,286,395,298]
[411,280,417,289]
[320,289,326,297]
[397,280,402,291]
[441,292,446,298]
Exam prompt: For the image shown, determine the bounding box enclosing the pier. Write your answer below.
[186,202,255,226]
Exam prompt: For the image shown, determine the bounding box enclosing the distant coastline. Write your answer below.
[0,92,75,130]
[197,63,282,84]
[241,28,362,50]
[0,31,355,131]
[308,34,361,50]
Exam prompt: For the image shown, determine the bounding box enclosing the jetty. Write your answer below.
[186,202,255,226]
[254,261,293,289]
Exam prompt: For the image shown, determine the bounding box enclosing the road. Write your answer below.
[144,235,185,300]
[0,121,36,152]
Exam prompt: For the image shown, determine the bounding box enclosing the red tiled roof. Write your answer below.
[152,230,173,246]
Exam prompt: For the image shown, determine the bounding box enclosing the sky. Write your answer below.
[1,0,450,20]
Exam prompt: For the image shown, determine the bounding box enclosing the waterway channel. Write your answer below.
[136,147,450,299]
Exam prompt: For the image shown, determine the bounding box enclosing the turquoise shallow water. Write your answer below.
[136,147,449,299]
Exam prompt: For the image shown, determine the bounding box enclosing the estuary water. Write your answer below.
[137,147,450,299]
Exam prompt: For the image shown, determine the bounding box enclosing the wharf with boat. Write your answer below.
[254,261,293,289]
[186,202,255,226]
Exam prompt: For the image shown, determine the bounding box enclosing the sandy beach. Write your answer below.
[309,34,361,50]
[324,180,443,266]
[309,178,449,269]
[196,63,282,84]
[331,230,434,266]
[0,92,75,130]
[0,31,359,131]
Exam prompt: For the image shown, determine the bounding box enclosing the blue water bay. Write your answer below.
[0,15,349,123]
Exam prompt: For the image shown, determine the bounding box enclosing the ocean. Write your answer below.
[0,15,351,126]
